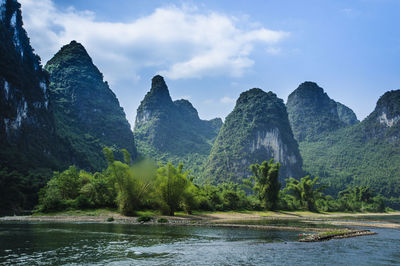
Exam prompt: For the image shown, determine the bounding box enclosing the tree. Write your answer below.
[284,176,324,211]
[155,163,190,215]
[246,159,281,210]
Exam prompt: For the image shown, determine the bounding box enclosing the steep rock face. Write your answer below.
[300,90,400,198]
[0,0,69,213]
[336,102,359,126]
[134,75,222,176]
[287,82,359,142]
[45,41,137,171]
[203,88,303,184]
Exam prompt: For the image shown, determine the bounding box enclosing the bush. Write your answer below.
[137,215,153,223]
[107,217,114,222]
[157,218,168,223]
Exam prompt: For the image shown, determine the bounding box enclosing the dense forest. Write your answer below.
[1,0,400,215]
[36,149,389,215]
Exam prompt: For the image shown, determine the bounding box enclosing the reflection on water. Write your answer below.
[0,221,399,265]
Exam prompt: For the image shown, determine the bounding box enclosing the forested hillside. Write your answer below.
[45,41,137,171]
[203,88,303,184]
[134,75,222,177]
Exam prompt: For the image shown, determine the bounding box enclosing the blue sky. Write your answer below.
[20,0,400,126]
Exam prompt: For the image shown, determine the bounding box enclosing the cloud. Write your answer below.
[20,0,289,82]
[220,96,236,104]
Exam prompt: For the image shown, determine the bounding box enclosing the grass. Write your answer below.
[319,230,349,236]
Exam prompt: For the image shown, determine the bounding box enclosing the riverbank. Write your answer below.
[1,210,399,232]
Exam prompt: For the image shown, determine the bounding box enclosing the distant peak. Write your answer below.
[297,81,324,93]
[375,90,400,118]
[152,75,167,89]
[149,75,170,97]
[57,40,89,58]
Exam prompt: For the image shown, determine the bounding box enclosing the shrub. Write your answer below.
[137,215,152,223]
[157,218,168,223]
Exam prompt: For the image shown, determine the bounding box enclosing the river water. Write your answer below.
[0,221,399,265]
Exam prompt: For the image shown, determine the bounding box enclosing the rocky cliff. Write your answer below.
[45,41,137,171]
[203,88,303,184]
[286,82,359,142]
[0,0,68,213]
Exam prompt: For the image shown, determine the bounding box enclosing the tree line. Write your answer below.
[36,148,390,215]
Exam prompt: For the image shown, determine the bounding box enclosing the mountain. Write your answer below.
[203,88,303,184]
[298,89,400,201]
[45,41,137,171]
[134,75,222,177]
[0,0,69,213]
[287,82,359,142]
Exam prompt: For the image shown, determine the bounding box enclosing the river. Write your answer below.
[0,221,399,265]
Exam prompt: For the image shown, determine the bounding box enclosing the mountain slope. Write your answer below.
[203,88,303,184]
[287,82,359,142]
[134,75,222,177]
[0,0,69,213]
[45,41,137,171]
[299,90,400,199]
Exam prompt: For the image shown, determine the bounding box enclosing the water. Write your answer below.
[0,222,399,265]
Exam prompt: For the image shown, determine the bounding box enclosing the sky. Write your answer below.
[19,0,400,127]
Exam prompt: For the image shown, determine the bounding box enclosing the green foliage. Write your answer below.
[284,176,324,211]
[137,215,153,223]
[286,81,358,142]
[157,218,168,223]
[35,147,391,215]
[155,163,191,215]
[107,217,114,222]
[203,88,302,184]
[246,159,281,210]
[290,87,400,206]
[45,41,137,171]
[134,76,222,179]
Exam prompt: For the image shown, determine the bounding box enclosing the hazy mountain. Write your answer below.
[134,75,222,177]
[287,81,359,142]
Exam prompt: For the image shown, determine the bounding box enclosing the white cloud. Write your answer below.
[220,96,236,104]
[20,0,289,82]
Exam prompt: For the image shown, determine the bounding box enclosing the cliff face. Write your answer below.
[0,0,70,213]
[203,88,303,184]
[45,41,137,171]
[134,75,222,177]
[286,82,359,142]
[0,0,66,169]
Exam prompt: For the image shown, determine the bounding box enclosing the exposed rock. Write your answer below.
[204,88,303,183]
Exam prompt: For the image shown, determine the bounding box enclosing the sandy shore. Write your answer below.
[1,211,399,229]
[2,211,398,241]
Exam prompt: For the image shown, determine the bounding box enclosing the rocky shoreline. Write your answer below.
[299,230,377,242]
[1,211,398,242]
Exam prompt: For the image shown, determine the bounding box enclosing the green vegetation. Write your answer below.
[45,41,137,171]
[203,88,303,184]
[245,160,281,210]
[157,218,168,223]
[287,82,400,209]
[137,215,153,223]
[286,81,358,142]
[36,148,389,216]
[134,75,222,178]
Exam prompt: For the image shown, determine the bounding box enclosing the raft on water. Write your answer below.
[299,229,377,242]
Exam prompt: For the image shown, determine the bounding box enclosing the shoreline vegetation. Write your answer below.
[4,148,396,243]
[1,210,399,242]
